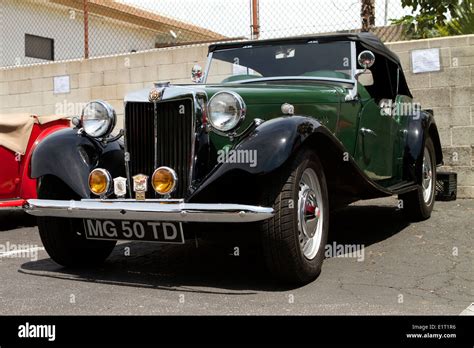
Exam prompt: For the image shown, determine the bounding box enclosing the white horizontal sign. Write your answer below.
[53,75,70,94]
[411,48,441,74]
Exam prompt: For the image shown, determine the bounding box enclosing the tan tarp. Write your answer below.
[0,114,68,155]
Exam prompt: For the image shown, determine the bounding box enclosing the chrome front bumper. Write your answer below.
[24,199,274,223]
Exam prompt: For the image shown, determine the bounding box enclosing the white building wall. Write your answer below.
[0,0,157,67]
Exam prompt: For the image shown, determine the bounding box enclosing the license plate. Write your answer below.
[83,219,184,244]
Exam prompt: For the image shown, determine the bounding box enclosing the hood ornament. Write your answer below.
[191,64,203,83]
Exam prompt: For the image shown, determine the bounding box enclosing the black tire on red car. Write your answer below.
[399,137,437,221]
[260,148,329,284]
[37,175,116,267]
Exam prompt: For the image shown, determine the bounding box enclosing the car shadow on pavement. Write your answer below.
[19,204,411,292]
[0,210,36,231]
[328,204,410,246]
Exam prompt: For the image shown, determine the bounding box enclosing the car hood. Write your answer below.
[125,82,343,105]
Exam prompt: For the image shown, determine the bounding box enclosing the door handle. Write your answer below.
[360,128,377,137]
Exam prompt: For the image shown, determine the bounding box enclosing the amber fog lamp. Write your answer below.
[152,167,177,195]
[88,168,112,196]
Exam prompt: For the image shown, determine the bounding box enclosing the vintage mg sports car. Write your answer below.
[0,114,69,209]
[25,33,443,284]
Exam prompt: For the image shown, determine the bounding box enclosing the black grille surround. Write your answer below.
[124,99,194,198]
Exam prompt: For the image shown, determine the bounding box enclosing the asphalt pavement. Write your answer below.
[0,197,472,315]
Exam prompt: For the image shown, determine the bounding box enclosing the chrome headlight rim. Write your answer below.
[151,166,178,195]
[88,168,112,196]
[207,91,246,134]
[81,100,117,138]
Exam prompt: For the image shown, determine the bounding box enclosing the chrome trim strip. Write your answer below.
[123,100,133,198]
[189,96,197,194]
[24,199,274,223]
[203,52,213,83]
[351,41,357,79]
[0,206,23,210]
[153,99,158,173]
[345,41,359,101]
[81,198,184,203]
[230,76,355,85]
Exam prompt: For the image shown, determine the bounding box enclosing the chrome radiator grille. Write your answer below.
[125,99,193,198]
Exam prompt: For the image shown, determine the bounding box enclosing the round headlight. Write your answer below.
[81,100,116,138]
[152,167,177,195]
[208,91,245,132]
[88,168,112,196]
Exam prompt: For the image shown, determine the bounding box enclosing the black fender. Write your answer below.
[404,109,443,184]
[189,116,390,206]
[190,116,324,201]
[30,128,125,198]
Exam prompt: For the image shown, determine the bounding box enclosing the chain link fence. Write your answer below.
[0,0,415,68]
[258,0,410,41]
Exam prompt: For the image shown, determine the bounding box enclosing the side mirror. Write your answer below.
[357,50,375,69]
[346,51,375,102]
[191,64,203,83]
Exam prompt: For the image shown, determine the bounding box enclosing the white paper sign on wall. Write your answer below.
[411,48,441,74]
[53,75,70,94]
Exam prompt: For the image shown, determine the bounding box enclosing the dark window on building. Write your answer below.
[25,34,54,61]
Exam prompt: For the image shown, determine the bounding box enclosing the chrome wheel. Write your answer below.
[297,168,323,260]
[260,149,328,283]
[422,147,434,204]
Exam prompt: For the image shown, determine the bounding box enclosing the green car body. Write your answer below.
[25,33,443,284]
[204,82,408,184]
[193,33,443,207]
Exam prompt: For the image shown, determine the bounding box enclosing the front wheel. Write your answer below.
[399,137,437,221]
[260,149,329,284]
[37,176,116,267]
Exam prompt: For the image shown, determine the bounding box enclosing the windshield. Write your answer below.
[205,41,353,84]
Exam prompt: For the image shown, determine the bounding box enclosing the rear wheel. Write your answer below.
[37,176,116,267]
[260,149,329,284]
[399,137,437,221]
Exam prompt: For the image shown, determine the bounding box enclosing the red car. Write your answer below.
[0,114,69,209]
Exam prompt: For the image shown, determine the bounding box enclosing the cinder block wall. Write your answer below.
[0,44,210,127]
[0,35,473,197]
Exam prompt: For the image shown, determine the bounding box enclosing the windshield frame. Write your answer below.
[203,41,357,86]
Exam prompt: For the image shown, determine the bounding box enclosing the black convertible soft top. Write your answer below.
[209,32,412,98]
[209,32,401,66]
